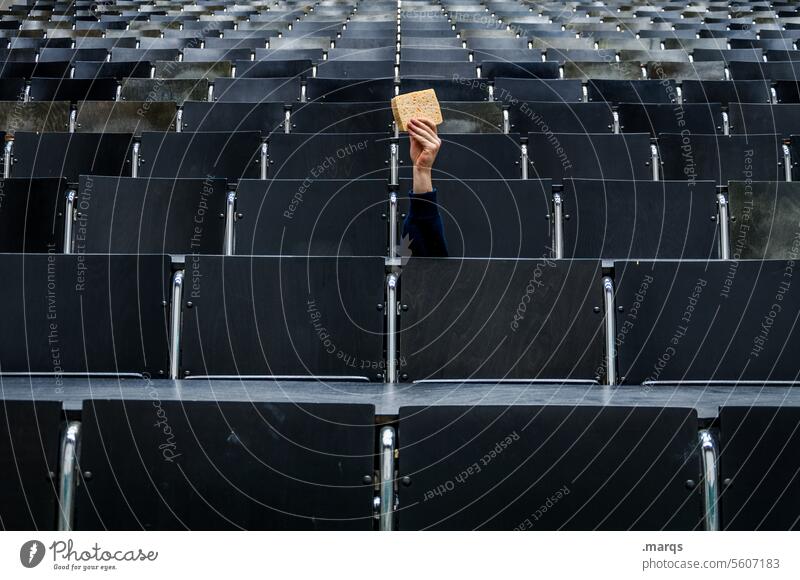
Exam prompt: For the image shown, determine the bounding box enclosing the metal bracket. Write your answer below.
[3,138,13,178]
[502,107,510,133]
[284,108,291,133]
[390,141,398,186]
[57,421,81,531]
[175,107,183,132]
[223,191,236,255]
[602,276,617,386]
[386,273,398,384]
[131,140,140,178]
[782,143,792,182]
[716,193,730,259]
[699,429,720,531]
[389,191,398,260]
[650,143,660,181]
[721,111,729,136]
[612,110,620,134]
[68,108,77,133]
[520,142,528,179]
[63,189,76,254]
[552,192,564,259]
[379,426,396,531]
[260,141,268,180]
[169,270,184,379]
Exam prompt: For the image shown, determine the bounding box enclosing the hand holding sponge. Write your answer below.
[391,89,443,132]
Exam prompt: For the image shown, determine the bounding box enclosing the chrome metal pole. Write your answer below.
[699,429,720,531]
[223,191,236,256]
[379,426,396,531]
[57,421,81,531]
[386,274,398,384]
[3,139,13,178]
[63,190,76,254]
[717,193,730,260]
[603,276,617,386]
[389,192,398,260]
[552,192,564,259]
[169,270,184,379]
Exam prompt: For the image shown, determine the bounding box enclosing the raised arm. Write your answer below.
[402,118,449,257]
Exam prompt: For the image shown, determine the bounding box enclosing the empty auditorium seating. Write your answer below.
[2,0,800,535]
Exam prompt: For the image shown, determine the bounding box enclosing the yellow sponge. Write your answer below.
[391,89,443,132]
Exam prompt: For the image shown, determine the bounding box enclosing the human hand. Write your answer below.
[408,117,441,171]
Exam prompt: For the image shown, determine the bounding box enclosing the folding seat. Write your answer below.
[645,61,727,83]
[774,80,800,103]
[597,38,662,51]
[398,405,701,529]
[73,60,152,79]
[396,177,553,257]
[527,132,652,184]
[692,48,764,62]
[268,37,332,52]
[680,80,772,105]
[0,48,38,62]
[255,48,326,62]
[613,259,800,383]
[0,101,69,133]
[730,61,800,81]
[154,60,232,80]
[479,61,559,79]
[75,101,177,133]
[728,104,800,137]
[289,102,392,133]
[0,253,171,376]
[586,79,678,104]
[561,179,719,259]
[658,133,785,183]
[8,132,134,180]
[545,48,617,63]
[402,37,462,49]
[234,59,313,79]
[75,399,375,529]
[765,50,800,62]
[659,38,728,52]
[530,37,594,51]
[719,406,800,530]
[618,103,723,136]
[38,47,108,62]
[399,61,476,79]
[234,179,388,255]
[437,102,504,133]
[0,400,62,530]
[563,61,644,80]
[399,133,522,179]
[315,60,395,79]
[493,78,582,103]
[306,78,395,102]
[342,28,398,38]
[139,37,200,50]
[29,78,119,102]
[727,181,800,259]
[182,47,253,62]
[178,256,385,379]
[267,133,391,180]
[212,77,299,102]
[0,177,68,252]
[508,102,614,134]
[400,47,469,62]
[181,101,285,134]
[472,49,543,64]
[467,37,529,50]
[337,37,397,49]
[111,47,182,62]
[397,258,605,381]
[730,38,796,51]
[120,77,208,105]
[138,131,262,179]
[9,37,72,49]
[71,176,227,253]
[618,49,691,63]
[204,37,266,50]
[398,78,487,101]
[0,60,72,79]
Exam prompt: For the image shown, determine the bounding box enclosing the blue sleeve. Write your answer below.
[401,188,449,258]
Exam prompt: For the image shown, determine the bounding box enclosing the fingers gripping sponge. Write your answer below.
[391,89,443,132]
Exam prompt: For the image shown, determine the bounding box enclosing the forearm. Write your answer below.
[412,166,433,193]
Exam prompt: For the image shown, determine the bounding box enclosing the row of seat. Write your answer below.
[0,253,797,384]
[4,397,798,530]
[1,131,794,184]
[7,176,793,259]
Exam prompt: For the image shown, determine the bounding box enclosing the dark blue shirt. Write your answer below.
[402,189,448,257]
